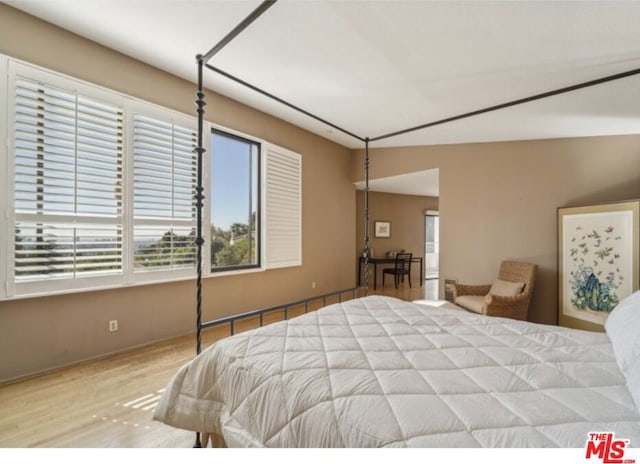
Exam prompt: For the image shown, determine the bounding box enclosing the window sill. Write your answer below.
[2,266,269,301]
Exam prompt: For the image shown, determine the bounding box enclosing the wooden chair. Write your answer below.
[383,252,413,289]
[451,260,537,321]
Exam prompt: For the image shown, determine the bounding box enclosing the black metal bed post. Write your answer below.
[363,138,370,296]
[193,54,206,449]
[195,56,206,357]
[192,2,277,448]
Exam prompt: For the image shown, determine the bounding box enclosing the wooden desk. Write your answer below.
[358,256,423,290]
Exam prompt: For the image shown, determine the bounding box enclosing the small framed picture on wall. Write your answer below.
[374,221,391,238]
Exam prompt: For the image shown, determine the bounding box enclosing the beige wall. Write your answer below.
[355,191,438,287]
[0,5,356,383]
[352,136,640,326]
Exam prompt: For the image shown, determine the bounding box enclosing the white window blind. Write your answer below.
[13,75,124,282]
[263,144,302,269]
[132,114,197,273]
[133,115,196,220]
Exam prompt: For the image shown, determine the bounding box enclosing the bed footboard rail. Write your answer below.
[200,287,366,336]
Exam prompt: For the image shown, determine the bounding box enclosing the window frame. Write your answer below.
[128,102,199,284]
[6,58,129,298]
[209,127,262,274]
[1,56,203,299]
[0,55,9,300]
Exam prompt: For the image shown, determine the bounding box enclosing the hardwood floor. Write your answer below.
[0,332,203,448]
[0,281,437,448]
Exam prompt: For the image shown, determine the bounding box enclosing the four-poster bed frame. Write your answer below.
[184,0,640,447]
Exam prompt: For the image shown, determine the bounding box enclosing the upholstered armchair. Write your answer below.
[451,260,537,321]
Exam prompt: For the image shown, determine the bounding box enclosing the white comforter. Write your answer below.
[154,296,640,447]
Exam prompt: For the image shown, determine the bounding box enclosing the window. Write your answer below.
[4,58,198,298]
[1,55,301,300]
[210,130,260,271]
[132,113,197,275]
[11,63,125,295]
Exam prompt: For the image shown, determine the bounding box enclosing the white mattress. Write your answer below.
[154,295,640,447]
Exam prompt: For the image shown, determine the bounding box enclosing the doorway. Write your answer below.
[424,212,439,299]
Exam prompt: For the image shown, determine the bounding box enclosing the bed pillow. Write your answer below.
[605,290,640,374]
[488,279,525,297]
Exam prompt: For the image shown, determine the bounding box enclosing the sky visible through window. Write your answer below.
[210,133,257,230]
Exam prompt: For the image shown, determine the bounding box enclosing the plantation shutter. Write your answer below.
[13,75,124,282]
[263,145,302,269]
[132,114,197,272]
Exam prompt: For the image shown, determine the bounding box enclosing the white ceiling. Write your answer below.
[354,169,439,197]
[7,0,640,197]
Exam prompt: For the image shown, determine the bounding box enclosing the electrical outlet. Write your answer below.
[311,281,316,289]
[109,320,118,332]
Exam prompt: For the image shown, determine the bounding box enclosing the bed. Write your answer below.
[152,1,640,448]
[154,294,640,447]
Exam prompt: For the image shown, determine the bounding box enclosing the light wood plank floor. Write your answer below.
[0,282,436,448]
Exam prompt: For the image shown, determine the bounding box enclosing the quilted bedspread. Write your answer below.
[154,296,640,447]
